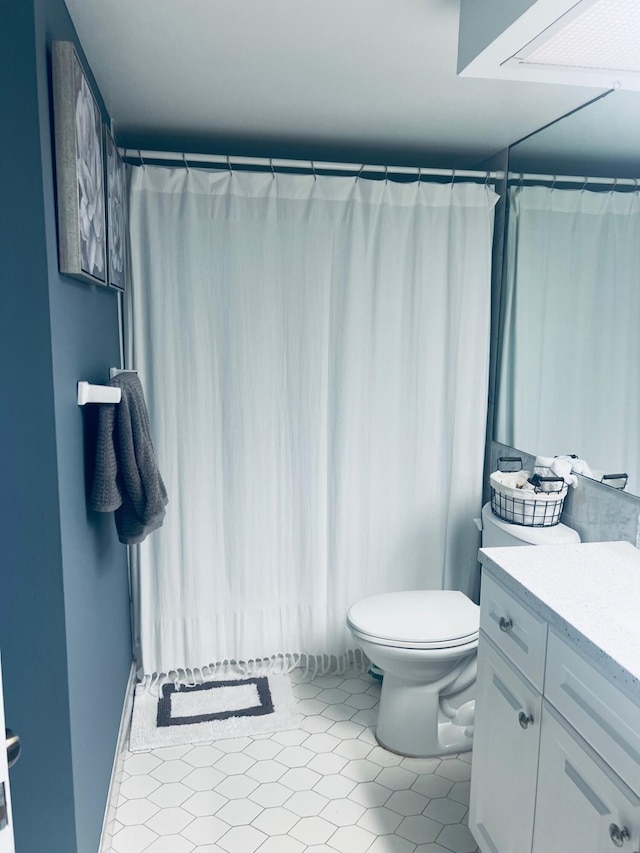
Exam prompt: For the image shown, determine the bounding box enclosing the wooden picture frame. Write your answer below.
[52,41,106,284]
[105,126,126,291]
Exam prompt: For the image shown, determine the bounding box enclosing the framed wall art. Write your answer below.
[105,126,126,291]
[52,41,106,284]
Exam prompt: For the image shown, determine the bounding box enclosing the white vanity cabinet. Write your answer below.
[470,549,640,853]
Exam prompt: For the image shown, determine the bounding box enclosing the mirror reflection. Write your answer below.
[495,90,640,495]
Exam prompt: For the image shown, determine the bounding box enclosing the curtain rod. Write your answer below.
[509,171,639,187]
[120,149,504,181]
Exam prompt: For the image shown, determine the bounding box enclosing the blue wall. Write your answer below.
[0,1,132,851]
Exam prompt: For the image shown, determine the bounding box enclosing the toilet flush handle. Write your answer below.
[499,616,513,632]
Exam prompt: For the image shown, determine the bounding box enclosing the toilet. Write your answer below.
[346,501,581,757]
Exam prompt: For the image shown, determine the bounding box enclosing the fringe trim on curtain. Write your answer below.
[136,649,369,695]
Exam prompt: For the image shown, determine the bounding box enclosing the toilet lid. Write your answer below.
[347,591,479,646]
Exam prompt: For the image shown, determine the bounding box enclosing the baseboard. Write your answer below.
[98,661,137,852]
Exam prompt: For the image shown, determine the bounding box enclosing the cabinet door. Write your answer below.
[533,703,640,853]
[469,635,542,853]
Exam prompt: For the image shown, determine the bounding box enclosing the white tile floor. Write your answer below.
[101,668,480,853]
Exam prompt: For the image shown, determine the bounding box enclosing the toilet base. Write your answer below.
[376,722,473,758]
[375,672,475,758]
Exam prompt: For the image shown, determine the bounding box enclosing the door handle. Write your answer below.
[5,729,20,768]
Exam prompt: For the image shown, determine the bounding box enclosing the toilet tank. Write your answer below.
[481,502,581,547]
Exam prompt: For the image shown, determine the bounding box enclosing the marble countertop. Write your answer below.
[479,541,640,701]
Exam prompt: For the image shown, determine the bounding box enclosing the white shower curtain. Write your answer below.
[496,185,640,490]
[127,167,497,677]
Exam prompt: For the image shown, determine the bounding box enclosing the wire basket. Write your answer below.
[490,462,567,527]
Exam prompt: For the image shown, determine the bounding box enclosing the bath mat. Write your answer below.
[128,673,301,752]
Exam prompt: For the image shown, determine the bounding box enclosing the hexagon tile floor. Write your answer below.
[101,668,480,853]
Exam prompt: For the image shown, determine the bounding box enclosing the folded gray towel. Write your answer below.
[90,373,168,545]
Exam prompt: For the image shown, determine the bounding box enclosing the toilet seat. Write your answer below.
[347,590,479,650]
[349,626,479,651]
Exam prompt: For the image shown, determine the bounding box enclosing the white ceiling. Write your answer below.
[64,0,636,168]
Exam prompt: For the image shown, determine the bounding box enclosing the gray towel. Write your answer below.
[90,373,168,545]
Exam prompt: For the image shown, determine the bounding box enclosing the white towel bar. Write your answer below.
[77,368,138,405]
[77,382,121,406]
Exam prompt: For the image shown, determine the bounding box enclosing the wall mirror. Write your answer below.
[494,90,640,494]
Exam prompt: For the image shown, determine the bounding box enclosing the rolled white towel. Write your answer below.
[534,456,578,489]
[492,470,535,491]
[555,455,596,480]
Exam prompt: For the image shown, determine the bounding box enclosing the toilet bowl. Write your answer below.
[347,590,479,757]
[346,501,581,757]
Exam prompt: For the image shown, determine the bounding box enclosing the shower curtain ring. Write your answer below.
[311,160,317,181]
[384,165,389,185]
[356,164,365,182]
[417,166,422,184]
[138,149,146,171]
[450,169,456,185]
[182,152,190,172]
[270,158,276,179]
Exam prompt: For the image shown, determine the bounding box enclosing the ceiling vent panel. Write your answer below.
[458,0,640,90]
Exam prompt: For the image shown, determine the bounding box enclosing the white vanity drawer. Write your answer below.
[545,630,640,796]
[480,572,548,691]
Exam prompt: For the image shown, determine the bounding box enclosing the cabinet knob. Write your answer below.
[518,711,534,729]
[499,617,513,632]
[609,824,631,847]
